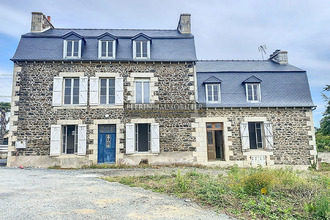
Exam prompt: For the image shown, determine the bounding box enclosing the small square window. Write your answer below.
[206,84,221,103]
[64,40,81,58]
[246,83,261,102]
[99,40,115,59]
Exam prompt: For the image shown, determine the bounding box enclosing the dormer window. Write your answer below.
[206,84,221,103]
[243,75,262,103]
[64,40,81,58]
[62,32,84,59]
[132,33,151,60]
[246,84,261,102]
[99,40,115,59]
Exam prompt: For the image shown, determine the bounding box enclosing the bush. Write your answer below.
[316,133,330,152]
[242,171,274,195]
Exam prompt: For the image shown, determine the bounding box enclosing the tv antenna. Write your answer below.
[258,45,267,60]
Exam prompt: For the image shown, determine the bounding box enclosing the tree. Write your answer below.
[319,85,330,135]
[0,102,10,140]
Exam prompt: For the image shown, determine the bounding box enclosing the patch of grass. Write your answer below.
[104,167,330,219]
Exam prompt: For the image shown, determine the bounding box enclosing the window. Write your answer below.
[136,80,150,103]
[248,122,263,149]
[98,40,115,58]
[64,40,81,58]
[136,124,150,152]
[100,78,115,105]
[134,41,150,59]
[246,83,261,102]
[64,78,79,105]
[206,84,220,102]
[62,125,78,154]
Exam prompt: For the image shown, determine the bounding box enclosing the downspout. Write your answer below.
[193,62,198,103]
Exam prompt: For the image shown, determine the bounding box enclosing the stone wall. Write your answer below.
[7,62,196,167]
[192,108,316,168]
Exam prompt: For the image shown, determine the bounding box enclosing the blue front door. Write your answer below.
[98,125,116,163]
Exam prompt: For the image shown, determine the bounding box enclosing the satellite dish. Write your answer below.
[258,45,267,60]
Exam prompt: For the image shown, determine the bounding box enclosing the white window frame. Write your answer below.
[135,79,150,104]
[99,78,116,105]
[245,83,261,102]
[98,40,116,59]
[135,123,151,152]
[249,122,264,149]
[62,125,78,154]
[63,40,82,59]
[205,84,221,103]
[63,78,80,105]
[133,40,150,59]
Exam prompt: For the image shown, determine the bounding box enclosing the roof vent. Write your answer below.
[31,12,54,33]
[269,49,288,65]
[177,14,191,34]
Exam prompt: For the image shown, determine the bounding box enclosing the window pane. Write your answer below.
[73,95,79,104]
[108,41,113,57]
[101,79,107,87]
[253,85,258,100]
[142,41,147,57]
[66,41,72,56]
[65,79,71,87]
[248,122,257,149]
[73,41,79,57]
[64,95,71,104]
[74,79,79,87]
[215,123,222,129]
[207,132,213,144]
[109,95,115,104]
[136,82,142,103]
[213,85,219,101]
[101,41,107,57]
[206,123,212,128]
[136,42,141,57]
[109,78,115,87]
[247,85,253,101]
[100,95,106,104]
[143,81,150,103]
[207,85,212,101]
[136,124,149,152]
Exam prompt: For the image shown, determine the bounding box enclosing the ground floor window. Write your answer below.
[135,124,150,152]
[248,122,263,149]
[62,125,78,154]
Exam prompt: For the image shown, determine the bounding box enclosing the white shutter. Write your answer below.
[77,124,87,156]
[52,77,63,106]
[150,123,160,153]
[115,77,124,105]
[264,122,274,150]
[79,76,88,105]
[89,77,99,105]
[50,125,61,156]
[240,122,250,151]
[126,123,135,154]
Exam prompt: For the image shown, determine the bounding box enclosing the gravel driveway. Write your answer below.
[0,167,234,220]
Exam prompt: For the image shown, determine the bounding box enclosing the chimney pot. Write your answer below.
[47,16,51,22]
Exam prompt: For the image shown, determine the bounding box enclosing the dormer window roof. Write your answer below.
[62,32,85,59]
[132,33,151,60]
[97,33,117,59]
[242,75,262,84]
[203,76,222,84]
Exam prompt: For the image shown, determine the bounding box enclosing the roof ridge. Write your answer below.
[54,28,177,31]
[198,59,268,62]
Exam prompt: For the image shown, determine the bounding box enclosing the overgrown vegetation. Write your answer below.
[316,85,330,152]
[0,102,10,140]
[104,166,329,219]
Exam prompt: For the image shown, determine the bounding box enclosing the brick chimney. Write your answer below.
[177,14,191,34]
[269,49,288,65]
[31,12,54,32]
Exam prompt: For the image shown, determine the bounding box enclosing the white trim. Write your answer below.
[135,79,150,104]
[63,40,82,59]
[133,40,150,59]
[98,40,116,59]
[205,84,221,103]
[245,83,261,102]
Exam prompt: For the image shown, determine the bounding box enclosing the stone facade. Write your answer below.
[7,61,198,167]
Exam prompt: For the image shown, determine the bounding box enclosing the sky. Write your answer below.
[0,0,329,127]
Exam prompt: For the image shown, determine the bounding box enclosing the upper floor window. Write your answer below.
[136,80,150,103]
[100,78,115,105]
[133,41,150,59]
[246,83,261,102]
[64,78,79,105]
[206,84,221,103]
[64,40,81,58]
[98,40,116,59]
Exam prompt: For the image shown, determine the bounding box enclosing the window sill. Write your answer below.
[126,152,159,156]
[51,154,85,158]
[243,149,273,156]
[90,105,123,109]
[98,57,116,60]
[53,106,87,109]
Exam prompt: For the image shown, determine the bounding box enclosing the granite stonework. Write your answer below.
[192,108,316,169]
[7,62,197,167]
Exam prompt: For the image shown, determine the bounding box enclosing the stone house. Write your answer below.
[7,12,316,169]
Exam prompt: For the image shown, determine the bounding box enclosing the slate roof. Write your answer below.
[197,60,314,107]
[12,29,197,62]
